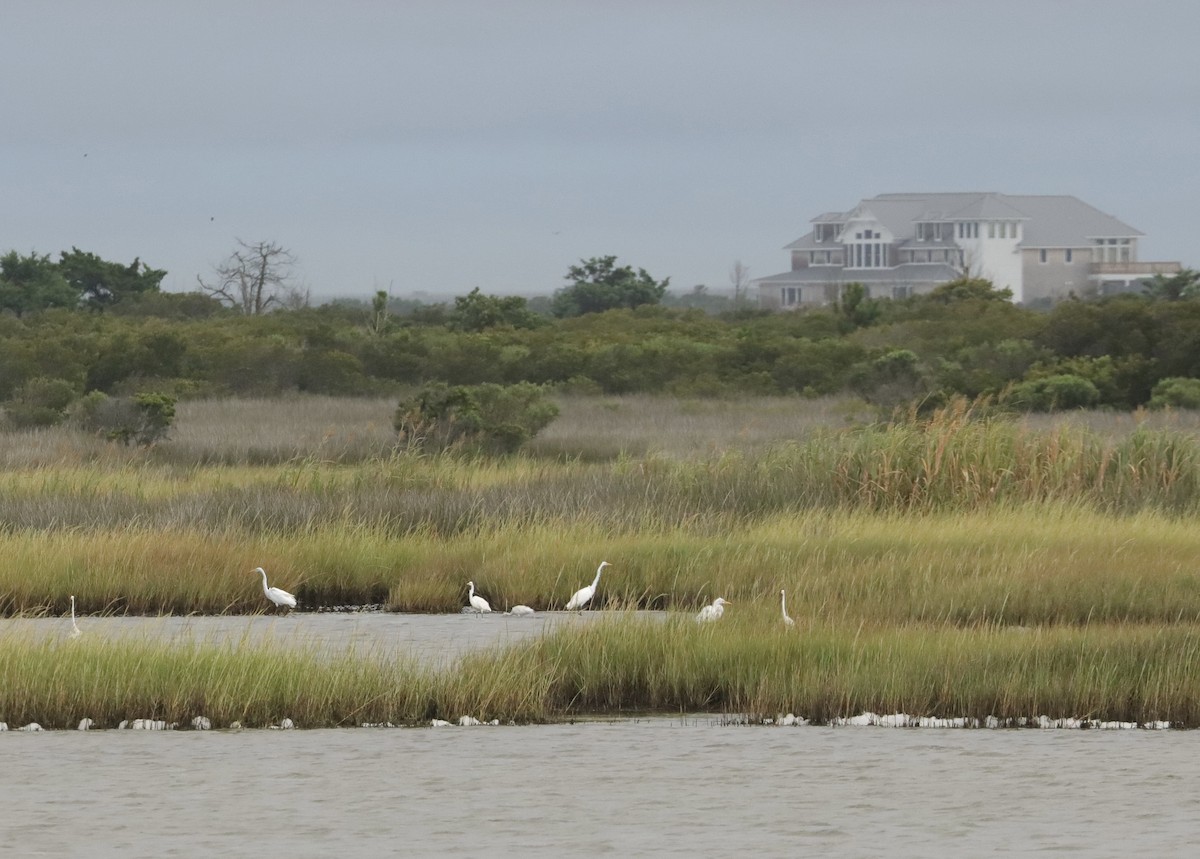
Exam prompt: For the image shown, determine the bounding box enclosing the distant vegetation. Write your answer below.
[3,247,1200,440]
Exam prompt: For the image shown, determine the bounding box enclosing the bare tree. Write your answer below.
[729,259,751,305]
[197,239,300,315]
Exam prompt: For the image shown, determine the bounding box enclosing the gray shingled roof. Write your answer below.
[1001,195,1142,246]
[783,192,1141,249]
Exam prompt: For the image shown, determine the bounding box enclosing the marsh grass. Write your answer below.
[5,615,1200,728]
[9,396,1200,724]
[7,399,1200,541]
[4,505,1200,622]
[475,613,1200,725]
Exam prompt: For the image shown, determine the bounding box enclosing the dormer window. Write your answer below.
[813,223,841,244]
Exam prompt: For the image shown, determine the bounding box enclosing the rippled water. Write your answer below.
[3,721,1196,857]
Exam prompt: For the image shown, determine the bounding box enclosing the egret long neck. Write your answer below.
[592,567,604,588]
[259,569,270,595]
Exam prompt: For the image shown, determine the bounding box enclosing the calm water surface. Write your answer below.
[3,722,1198,858]
[1,610,652,664]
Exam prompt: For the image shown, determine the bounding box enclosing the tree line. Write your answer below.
[3,245,1200,434]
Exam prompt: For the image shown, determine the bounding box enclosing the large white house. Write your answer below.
[755,192,1180,308]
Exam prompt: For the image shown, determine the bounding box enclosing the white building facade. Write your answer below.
[755,192,1180,309]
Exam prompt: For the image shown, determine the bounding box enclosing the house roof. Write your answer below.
[999,195,1143,246]
[784,193,1142,250]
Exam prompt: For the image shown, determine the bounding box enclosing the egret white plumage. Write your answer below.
[69,594,82,638]
[696,597,729,622]
[253,567,297,613]
[509,605,535,616]
[781,589,795,627]
[467,581,492,614]
[565,561,609,611]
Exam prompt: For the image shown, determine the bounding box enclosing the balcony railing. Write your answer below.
[1090,261,1181,276]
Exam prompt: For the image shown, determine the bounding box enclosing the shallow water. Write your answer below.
[3,721,1197,857]
[0,609,661,665]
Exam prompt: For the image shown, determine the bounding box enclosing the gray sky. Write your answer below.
[2,1,1197,300]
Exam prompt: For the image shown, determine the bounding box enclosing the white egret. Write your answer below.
[565,561,609,611]
[467,581,492,614]
[69,595,82,638]
[509,605,535,616]
[696,597,729,622]
[253,567,297,613]
[781,589,795,627]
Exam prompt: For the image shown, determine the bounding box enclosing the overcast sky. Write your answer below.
[2,1,1197,301]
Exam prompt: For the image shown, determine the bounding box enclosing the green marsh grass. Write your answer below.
[5,395,1200,724]
[5,615,1200,728]
[4,505,1200,622]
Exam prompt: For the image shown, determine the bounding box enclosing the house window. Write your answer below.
[988,222,995,239]
[893,285,912,299]
[782,287,801,306]
[814,223,840,243]
[1093,238,1133,263]
[1039,249,1047,264]
[847,242,888,269]
[1065,249,1073,263]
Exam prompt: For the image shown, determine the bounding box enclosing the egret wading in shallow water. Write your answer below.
[781,589,795,627]
[565,561,609,611]
[69,595,82,638]
[467,581,492,615]
[696,597,729,622]
[253,567,297,614]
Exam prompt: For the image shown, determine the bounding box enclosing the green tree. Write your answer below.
[73,391,176,445]
[1007,374,1100,412]
[551,256,669,317]
[58,248,166,311]
[851,349,930,408]
[4,377,78,428]
[837,282,881,328]
[366,290,392,336]
[0,251,79,316]
[925,276,1014,304]
[394,381,558,454]
[449,287,544,332]
[1148,377,1200,410]
[1143,269,1200,302]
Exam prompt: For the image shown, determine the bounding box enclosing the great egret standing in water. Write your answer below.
[253,567,297,613]
[467,581,492,614]
[780,589,795,627]
[696,597,729,622]
[69,595,82,638]
[566,561,609,611]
